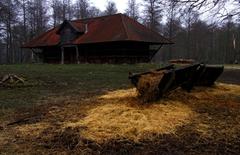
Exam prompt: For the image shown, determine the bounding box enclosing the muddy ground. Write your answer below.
[0,66,240,155]
[218,69,240,85]
[0,83,240,155]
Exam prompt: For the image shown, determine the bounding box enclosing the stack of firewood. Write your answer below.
[0,74,25,86]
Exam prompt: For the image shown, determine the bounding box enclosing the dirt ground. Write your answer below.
[0,82,240,154]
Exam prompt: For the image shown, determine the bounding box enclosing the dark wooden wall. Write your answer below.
[77,42,151,64]
[41,42,160,64]
[42,46,61,63]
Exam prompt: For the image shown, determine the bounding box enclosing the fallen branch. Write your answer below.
[0,74,25,86]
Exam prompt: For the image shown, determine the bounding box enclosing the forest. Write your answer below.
[0,0,240,64]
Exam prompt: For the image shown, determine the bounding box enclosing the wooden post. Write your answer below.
[31,48,34,63]
[76,46,79,64]
[61,47,64,64]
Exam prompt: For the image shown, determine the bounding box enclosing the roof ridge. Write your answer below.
[120,14,130,40]
[63,21,83,33]
[71,13,123,23]
[67,20,81,32]
[123,14,173,44]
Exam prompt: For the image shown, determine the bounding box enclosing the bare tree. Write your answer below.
[164,0,180,58]
[143,0,163,32]
[181,7,199,58]
[51,0,62,27]
[66,0,73,20]
[0,0,19,63]
[74,0,90,19]
[27,0,49,37]
[51,0,74,26]
[88,6,102,18]
[125,0,139,21]
[104,1,118,15]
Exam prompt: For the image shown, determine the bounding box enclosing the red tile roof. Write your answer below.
[23,14,173,48]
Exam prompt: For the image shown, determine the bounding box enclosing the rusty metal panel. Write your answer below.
[22,14,173,48]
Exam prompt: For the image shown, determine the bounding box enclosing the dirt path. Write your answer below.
[218,69,240,85]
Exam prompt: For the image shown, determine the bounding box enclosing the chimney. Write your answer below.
[85,24,88,33]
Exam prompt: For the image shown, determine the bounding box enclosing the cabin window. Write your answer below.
[62,28,72,43]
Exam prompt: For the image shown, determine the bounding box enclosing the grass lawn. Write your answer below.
[0,64,240,154]
[224,64,240,69]
[0,64,162,110]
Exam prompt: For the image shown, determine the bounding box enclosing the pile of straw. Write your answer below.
[3,83,240,154]
[136,71,165,102]
[66,89,195,143]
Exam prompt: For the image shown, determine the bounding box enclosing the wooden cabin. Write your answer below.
[22,14,173,64]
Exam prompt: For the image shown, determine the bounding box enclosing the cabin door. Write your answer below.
[63,46,79,64]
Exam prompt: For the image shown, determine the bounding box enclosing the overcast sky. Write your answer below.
[89,0,143,13]
[84,0,237,24]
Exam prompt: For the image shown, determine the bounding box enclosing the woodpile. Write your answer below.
[0,74,25,86]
